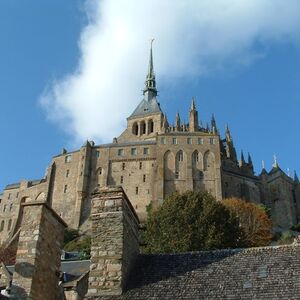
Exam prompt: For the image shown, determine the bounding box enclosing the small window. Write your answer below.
[96,150,100,158]
[172,138,178,145]
[66,170,70,178]
[9,203,13,211]
[143,148,149,155]
[16,192,19,198]
[131,148,137,155]
[98,167,102,175]
[65,155,72,163]
[135,187,139,195]
[63,185,68,193]
[7,219,12,231]
[3,205,6,212]
[143,174,146,182]
[117,149,124,156]
[122,163,125,170]
[0,221,4,232]
[187,138,192,145]
[175,171,179,179]
[161,137,166,145]
[8,193,11,200]
[139,162,142,169]
[210,138,216,145]
[120,176,124,184]
[198,138,204,145]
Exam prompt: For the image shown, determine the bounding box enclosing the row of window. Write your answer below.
[118,147,150,157]
[0,219,12,232]
[120,174,147,184]
[2,203,13,213]
[5,192,19,200]
[161,137,216,145]
[132,120,154,136]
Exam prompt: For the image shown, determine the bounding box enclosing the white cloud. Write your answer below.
[40,0,300,144]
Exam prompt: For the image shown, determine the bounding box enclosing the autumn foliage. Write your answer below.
[223,198,272,247]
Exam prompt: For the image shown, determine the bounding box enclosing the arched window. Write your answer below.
[204,151,215,171]
[7,219,12,231]
[192,151,199,163]
[176,150,184,162]
[148,119,154,133]
[140,121,146,135]
[132,122,138,135]
[0,220,4,232]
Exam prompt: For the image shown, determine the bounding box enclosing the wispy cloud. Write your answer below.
[40,0,300,144]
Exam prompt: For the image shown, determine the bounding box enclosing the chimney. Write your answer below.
[87,186,140,297]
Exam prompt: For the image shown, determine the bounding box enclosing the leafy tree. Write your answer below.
[223,198,272,247]
[144,191,244,253]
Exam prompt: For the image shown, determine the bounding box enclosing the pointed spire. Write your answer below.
[239,150,246,167]
[190,97,196,111]
[175,112,181,131]
[294,171,299,183]
[225,124,232,141]
[143,39,157,99]
[248,152,253,166]
[206,123,210,132]
[163,113,169,129]
[211,114,217,133]
[262,160,265,170]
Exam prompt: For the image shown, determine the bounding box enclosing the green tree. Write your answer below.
[144,191,244,253]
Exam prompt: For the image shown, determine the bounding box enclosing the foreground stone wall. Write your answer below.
[86,186,140,298]
[11,201,67,300]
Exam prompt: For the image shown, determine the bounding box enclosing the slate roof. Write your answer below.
[89,244,300,300]
[129,97,162,119]
[6,260,90,283]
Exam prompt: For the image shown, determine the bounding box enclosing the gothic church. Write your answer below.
[0,45,299,244]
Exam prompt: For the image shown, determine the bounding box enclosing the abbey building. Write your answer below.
[0,46,299,243]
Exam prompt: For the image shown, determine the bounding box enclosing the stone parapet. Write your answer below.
[86,186,140,297]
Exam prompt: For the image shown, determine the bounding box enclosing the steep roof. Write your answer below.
[129,97,162,119]
[90,244,300,299]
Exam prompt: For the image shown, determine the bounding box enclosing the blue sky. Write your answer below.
[0,1,300,191]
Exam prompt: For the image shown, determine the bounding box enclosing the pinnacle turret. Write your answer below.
[211,114,217,133]
[175,112,181,131]
[248,153,253,166]
[294,171,299,183]
[189,97,199,132]
[240,151,246,166]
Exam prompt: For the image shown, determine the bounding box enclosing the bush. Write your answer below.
[63,228,80,246]
[275,231,294,245]
[64,236,91,259]
[144,191,244,253]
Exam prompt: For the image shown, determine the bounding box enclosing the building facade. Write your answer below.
[0,46,299,243]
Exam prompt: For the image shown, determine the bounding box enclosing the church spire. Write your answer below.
[143,39,157,99]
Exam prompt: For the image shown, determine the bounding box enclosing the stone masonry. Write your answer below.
[1,44,300,246]
[10,201,67,300]
[86,186,140,298]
